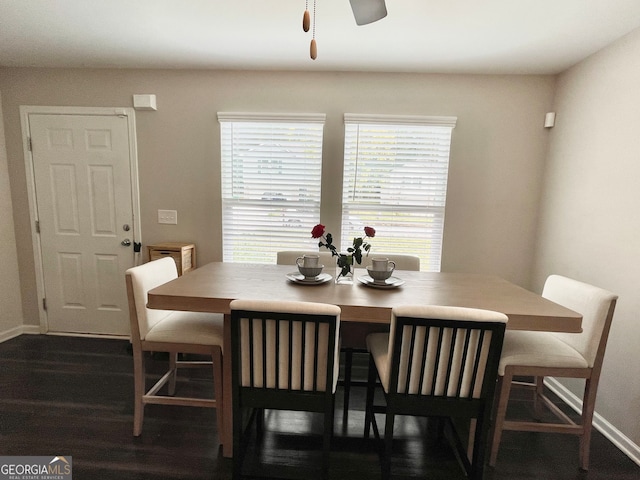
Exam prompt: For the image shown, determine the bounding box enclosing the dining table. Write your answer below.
[146,261,582,458]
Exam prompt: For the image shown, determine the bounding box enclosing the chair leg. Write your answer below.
[132,349,145,436]
[212,346,224,449]
[467,418,476,461]
[168,352,179,395]
[364,354,377,439]
[342,348,353,424]
[489,372,513,467]
[256,408,264,438]
[579,377,598,471]
[322,401,334,480]
[533,376,544,420]
[470,413,489,480]
[382,411,395,480]
[232,404,244,480]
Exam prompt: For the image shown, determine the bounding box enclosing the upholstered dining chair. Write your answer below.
[364,305,508,480]
[276,250,335,267]
[361,253,421,272]
[230,299,341,480]
[489,274,617,471]
[342,253,420,421]
[125,257,224,439]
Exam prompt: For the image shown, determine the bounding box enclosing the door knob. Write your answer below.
[121,238,132,247]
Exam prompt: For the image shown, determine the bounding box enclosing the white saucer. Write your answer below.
[358,275,405,289]
[286,272,332,285]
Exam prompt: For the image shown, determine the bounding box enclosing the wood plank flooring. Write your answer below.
[1,335,638,479]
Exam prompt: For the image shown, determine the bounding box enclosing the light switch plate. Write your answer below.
[158,209,178,225]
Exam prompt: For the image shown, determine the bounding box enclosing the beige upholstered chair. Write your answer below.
[342,253,420,420]
[365,305,507,480]
[125,257,224,438]
[275,250,335,268]
[489,275,618,471]
[361,253,421,271]
[230,299,341,480]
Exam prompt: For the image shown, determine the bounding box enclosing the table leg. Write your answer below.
[222,313,233,457]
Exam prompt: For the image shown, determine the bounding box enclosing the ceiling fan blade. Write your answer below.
[349,0,387,26]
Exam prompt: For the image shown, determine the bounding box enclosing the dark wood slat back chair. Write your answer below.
[230,299,341,480]
[125,257,224,439]
[341,254,420,422]
[364,305,508,480]
[489,275,617,470]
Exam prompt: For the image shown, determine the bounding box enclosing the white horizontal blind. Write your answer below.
[219,113,325,264]
[341,114,457,272]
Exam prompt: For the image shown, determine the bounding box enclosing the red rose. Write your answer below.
[311,224,326,238]
[364,226,376,238]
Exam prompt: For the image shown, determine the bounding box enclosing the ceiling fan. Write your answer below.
[303,0,388,59]
[349,0,388,26]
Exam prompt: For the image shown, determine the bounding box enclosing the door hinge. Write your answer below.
[27,137,33,152]
[35,220,40,233]
[42,298,47,310]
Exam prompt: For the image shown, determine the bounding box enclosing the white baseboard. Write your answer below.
[0,328,129,344]
[545,377,640,466]
[0,324,40,343]
[45,331,130,341]
[22,325,41,335]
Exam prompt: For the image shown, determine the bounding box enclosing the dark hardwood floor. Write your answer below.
[1,335,638,479]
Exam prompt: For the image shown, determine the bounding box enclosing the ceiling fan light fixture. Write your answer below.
[349,0,387,26]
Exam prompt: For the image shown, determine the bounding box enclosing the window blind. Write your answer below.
[218,113,325,264]
[341,114,457,272]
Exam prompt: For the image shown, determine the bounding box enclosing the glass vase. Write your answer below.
[335,254,354,284]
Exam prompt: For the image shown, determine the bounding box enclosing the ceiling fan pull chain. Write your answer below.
[303,0,310,32]
[310,0,317,59]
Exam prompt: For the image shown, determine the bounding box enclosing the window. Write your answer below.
[218,113,325,263]
[341,114,457,271]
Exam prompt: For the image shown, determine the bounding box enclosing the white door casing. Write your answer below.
[21,107,141,336]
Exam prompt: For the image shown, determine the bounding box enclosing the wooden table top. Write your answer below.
[147,262,582,333]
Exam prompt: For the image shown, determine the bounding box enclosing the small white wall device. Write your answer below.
[544,112,556,128]
[133,94,157,111]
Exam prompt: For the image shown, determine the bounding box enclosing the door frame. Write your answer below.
[20,106,142,335]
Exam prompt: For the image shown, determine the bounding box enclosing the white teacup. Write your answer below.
[298,265,324,278]
[367,267,392,283]
[296,254,320,268]
[371,257,396,273]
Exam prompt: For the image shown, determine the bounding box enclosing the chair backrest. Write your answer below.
[544,275,618,368]
[125,257,178,343]
[363,253,420,271]
[230,299,341,393]
[276,250,335,267]
[386,305,507,400]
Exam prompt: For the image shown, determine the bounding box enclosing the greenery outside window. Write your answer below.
[219,112,325,263]
[341,114,457,271]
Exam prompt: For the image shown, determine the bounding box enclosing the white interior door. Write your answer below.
[29,112,138,335]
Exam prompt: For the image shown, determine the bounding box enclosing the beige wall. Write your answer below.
[0,91,24,338]
[1,68,555,328]
[533,27,640,446]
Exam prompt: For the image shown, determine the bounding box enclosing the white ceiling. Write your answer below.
[1,0,640,74]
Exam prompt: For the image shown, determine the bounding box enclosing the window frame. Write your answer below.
[218,112,326,264]
[340,113,457,272]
